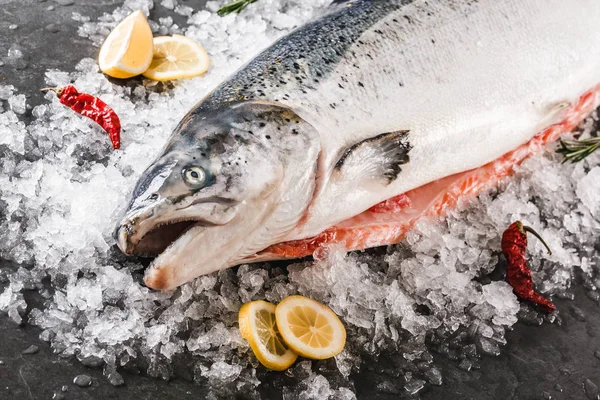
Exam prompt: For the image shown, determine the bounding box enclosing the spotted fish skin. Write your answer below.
[179,1,400,117]
[180,0,600,241]
[119,0,600,290]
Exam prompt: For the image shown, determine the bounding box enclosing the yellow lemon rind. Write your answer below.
[142,34,210,82]
[98,10,154,79]
[239,300,298,371]
[275,295,346,360]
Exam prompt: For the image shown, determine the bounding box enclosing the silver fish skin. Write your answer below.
[117,0,600,290]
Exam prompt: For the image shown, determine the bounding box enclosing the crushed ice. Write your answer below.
[0,0,599,398]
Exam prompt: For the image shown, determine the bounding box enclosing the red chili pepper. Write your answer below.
[42,85,121,149]
[501,221,555,312]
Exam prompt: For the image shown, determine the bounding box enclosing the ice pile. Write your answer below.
[0,0,599,398]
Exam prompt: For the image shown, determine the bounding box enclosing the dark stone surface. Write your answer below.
[1,1,599,399]
[0,0,121,111]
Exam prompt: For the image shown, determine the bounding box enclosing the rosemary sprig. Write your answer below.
[556,136,600,163]
[217,0,258,16]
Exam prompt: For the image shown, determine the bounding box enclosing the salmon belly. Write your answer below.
[260,85,600,259]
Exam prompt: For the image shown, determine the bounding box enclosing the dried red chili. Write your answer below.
[501,221,556,312]
[42,85,121,149]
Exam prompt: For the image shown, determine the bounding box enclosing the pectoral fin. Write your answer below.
[334,130,411,184]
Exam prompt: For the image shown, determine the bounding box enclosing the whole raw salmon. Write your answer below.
[116,0,600,290]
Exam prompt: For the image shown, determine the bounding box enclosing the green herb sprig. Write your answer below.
[557,137,600,163]
[217,0,258,16]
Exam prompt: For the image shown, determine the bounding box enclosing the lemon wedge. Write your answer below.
[142,35,210,81]
[98,10,154,79]
[275,295,346,360]
[238,300,298,371]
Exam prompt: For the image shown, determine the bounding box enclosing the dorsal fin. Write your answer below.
[334,130,411,184]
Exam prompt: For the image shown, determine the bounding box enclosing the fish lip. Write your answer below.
[116,196,242,257]
[116,211,147,256]
[116,223,133,255]
[116,216,207,257]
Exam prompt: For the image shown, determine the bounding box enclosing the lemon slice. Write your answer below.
[238,300,298,371]
[275,295,346,360]
[98,10,154,79]
[142,35,210,81]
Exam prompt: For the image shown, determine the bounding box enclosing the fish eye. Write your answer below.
[182,166,206,187]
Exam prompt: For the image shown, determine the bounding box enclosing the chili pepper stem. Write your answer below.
[522,225,552,255]
[40,87,62,96]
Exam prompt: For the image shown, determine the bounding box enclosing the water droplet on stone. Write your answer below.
[458,359,472,371]
[80,355,104,367]
[21,345,39,355]
[559,365,574,375]
[45,24,60,33]
[570,306,586,321]
[541,391,552,399]
[584,379,599,400]
[52,392,66,400]
[586,291,600,303]
[47,5,55,10]
[73,374,93,387]
[55,0,74,5]
[61,385,68,392]
[9,24,18,30]
[554,383,563,392]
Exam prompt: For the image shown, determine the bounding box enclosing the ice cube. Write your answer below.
[577,167,600,217]
[298,374,333,399]
[0,85,15,100]
[202,361,242,384]
[161,0,177,10]
[482,282,520,326]
[8,94,27,114]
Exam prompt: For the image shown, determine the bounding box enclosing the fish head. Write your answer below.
[116,102,320,289]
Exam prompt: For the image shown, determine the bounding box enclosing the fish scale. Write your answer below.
[279,0,600,239]
[179,1,397,119]
[183,0,600,240]
[118,0,600,290]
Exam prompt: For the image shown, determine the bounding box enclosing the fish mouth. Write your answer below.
[117,218,203,258]
[117,198,241,259]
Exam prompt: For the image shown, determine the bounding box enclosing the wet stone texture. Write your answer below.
[0,0,599,399]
